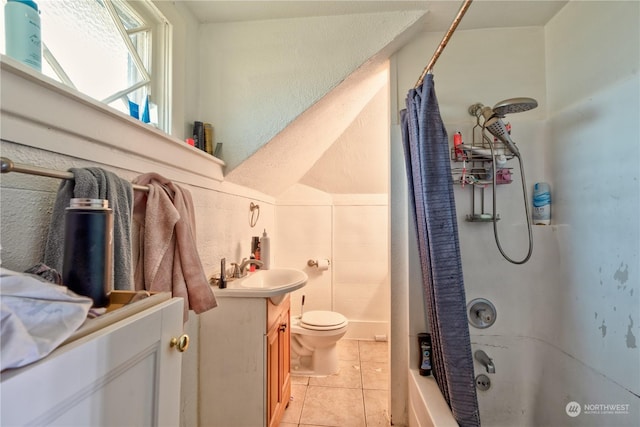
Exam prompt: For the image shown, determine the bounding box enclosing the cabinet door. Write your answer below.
[280,307,291,409]
[267,320,280,427]
[0,298,185,426]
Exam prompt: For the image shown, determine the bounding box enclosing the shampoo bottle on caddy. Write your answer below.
[532,182,551,225]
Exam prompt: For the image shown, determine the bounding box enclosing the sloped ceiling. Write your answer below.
[187,1,568,197]
[299,80,389,194]
[224,59,389,196]
[198,9,428,174]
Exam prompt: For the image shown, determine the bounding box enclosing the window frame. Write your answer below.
[120,0,173,132]
[2,0,173,133]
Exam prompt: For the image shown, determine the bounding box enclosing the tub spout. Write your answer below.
[474,350,495,374]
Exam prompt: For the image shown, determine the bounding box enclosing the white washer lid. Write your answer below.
[300,311,347,328]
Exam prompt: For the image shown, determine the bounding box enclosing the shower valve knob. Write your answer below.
[468,298,497,329]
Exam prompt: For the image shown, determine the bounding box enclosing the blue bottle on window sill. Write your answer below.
[5,0,42,71]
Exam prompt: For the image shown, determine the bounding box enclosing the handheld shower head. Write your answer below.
[481,107,519,155]
[484,116,520,156]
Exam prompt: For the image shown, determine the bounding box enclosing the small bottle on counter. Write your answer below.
[218,258,227,289]
[251,236,260,271]
[260,229,271,270]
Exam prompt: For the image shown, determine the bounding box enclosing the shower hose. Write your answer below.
[485,132,534,265]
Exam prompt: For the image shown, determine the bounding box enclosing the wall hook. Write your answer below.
[249,202,260,227]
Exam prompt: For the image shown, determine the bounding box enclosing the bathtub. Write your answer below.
[408,369,457,427]
[408,335,639,427]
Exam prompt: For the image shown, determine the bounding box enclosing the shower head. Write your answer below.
[471,97,538,157]
[492,97,538,117]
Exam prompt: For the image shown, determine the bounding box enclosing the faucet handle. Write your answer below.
[230,262,241,278]
[476,308,492,324]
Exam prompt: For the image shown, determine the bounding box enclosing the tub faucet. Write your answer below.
[231,258,264,278]
[474,350,495,374]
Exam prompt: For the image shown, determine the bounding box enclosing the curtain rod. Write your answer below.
[1,157,150,192]
[415,0,474,88]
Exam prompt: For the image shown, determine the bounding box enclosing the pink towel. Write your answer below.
[132,173,216,321]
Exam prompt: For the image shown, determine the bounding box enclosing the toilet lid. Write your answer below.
[300,311,347,328]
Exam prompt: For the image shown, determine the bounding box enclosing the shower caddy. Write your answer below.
[451,104,514,222]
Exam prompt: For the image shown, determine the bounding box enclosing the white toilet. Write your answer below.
[290,310,349,376]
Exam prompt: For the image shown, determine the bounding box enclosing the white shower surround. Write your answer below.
[394,1,639,426]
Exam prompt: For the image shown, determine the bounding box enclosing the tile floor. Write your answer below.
[281,339,390,427]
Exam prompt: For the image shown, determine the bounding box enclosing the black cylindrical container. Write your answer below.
[251,236,260,256]
[418,332,432,376]
[63,198,113,307]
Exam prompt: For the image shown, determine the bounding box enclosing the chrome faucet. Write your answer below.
[231,258,264,278]
[474,350,495,374]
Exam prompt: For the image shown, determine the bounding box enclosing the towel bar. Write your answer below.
[1,156,150,192]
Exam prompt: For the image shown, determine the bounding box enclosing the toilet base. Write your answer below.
[291,344,339,376]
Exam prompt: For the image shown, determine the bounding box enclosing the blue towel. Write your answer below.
[43,168,134,291]
[401,74,480,427]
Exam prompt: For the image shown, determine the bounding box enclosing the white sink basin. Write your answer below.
[240,268,306,289]
[214,268,307,301]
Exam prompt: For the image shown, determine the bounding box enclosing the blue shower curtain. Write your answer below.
[401,74,480,427]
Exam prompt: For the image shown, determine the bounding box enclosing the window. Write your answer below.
[1,0,171,132]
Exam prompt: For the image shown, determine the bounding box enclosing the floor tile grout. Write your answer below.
[284,339,389,427]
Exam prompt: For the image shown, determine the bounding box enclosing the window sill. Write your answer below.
[0,55,224,188]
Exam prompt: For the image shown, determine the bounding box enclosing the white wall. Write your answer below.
[544,0,640,399]
[276,189,390,340]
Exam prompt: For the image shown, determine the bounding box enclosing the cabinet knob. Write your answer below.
[279,323,287,332]
[170,334,190,353]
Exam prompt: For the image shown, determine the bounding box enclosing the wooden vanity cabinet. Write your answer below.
[267,296,291,427]
[200,293,291,427]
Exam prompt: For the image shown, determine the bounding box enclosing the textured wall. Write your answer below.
[198,10,425,175]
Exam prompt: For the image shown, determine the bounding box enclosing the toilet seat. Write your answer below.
[299,311,348,331]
